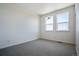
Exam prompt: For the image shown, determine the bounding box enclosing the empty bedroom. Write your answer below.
[0,3,79,56]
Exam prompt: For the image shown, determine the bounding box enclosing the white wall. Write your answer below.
[75,4,79,55]
[40,5,75,44]
[0,4,39,49]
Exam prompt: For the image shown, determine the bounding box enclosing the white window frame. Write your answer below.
[45,16,53,31]
[56,12,69,31]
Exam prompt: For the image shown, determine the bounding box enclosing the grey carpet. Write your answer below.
[0,39,77,56]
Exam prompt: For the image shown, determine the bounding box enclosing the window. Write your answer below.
[56,12,69,31]
[45,16,53,31]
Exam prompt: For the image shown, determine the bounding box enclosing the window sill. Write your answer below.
[56,30,70,32]
[45,31,53,32]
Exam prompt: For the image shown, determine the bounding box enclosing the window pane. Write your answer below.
[56,12,69,23]
[57,23,68,31]
[46,24,53,31]
[45,16,53,24]
[56,12,69,31]
[45,16,53,31]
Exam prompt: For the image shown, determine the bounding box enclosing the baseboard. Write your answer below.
[40,38,75,46]
[76,46,79,56]
[0,37,38,49]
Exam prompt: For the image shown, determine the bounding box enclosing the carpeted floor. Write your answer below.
[0,39,77,56]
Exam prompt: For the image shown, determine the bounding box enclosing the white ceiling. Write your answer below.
[16,3,74,15]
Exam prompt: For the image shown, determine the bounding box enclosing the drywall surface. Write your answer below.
[0,4,39,49]
[40,5,75,44]
[75,4,79,55]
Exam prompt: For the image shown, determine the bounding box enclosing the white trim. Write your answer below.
[0,37,38,49]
